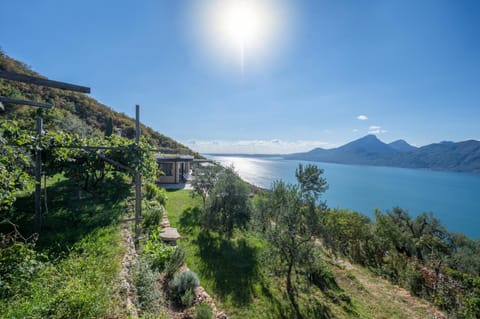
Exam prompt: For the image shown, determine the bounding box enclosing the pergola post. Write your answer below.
[34,116,43,234]
[135,104,142,240]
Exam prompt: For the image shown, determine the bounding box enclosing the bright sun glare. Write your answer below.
[219,1,267,66]
[191,0,290,73]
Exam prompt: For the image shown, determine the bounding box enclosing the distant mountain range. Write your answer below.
[286,135,480,173]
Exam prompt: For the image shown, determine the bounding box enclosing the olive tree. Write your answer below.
[254,164,328,312]
[203,166,252,239]
[191,163,219,210]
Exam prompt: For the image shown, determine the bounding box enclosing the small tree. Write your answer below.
[295,163,328,202]
[254,164,328,314]
[191,164,219,210]
[104,117,113,137]
[203,166,252,239]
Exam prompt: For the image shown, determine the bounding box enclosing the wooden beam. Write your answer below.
[0,70,90,93]
[60,145,130,151]
[121,217,143,223]
[0,96,53,108]
[59,145,191,154]
[152,147,191,154]
[94,152,134,173]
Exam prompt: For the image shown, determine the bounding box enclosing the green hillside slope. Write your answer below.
[0,50,200,157]
[165,189,447,319]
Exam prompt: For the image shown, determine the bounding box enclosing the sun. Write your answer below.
[191,0,290,73]
[218,1,268,64]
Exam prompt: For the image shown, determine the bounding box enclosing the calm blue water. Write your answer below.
[207,155,480,239]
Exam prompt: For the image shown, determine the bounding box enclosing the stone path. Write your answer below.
[160,210,228,319]
[119,224,139,317]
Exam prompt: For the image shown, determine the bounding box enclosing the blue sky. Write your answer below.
[1,0,479,153]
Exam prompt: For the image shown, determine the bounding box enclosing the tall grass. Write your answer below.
[0,225,124,318]
[0,175,130,318]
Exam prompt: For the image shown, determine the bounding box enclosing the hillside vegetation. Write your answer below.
[0,50,200,157]
[0,113,165,317]
[166,189,446,319]
[0,51,191,318]
[173,163,480,318]
[2,52,479,319]
[0,175,131,318]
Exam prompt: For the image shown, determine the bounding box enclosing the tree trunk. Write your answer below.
[286,261,302,319]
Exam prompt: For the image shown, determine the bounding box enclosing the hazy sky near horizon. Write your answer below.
[1,0,479,153]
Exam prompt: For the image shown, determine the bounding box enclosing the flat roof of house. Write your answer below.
[155,154,194,162]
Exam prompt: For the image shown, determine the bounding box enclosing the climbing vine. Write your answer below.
[0,120,158,212]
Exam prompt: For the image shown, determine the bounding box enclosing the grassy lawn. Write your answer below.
[0,175,131,318]
[165,188,203,229]
[165,189,443,319]
[166,189,335,318]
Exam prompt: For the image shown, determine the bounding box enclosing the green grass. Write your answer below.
[167,190,334,318]
[0,225,125,318]
[0,175,131,318]
[165,189,443,319]
[333,265,437,319]
[8,174,131,253]
[165,189,203,227]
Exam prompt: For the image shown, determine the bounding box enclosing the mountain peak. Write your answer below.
[346,134,385,146]
[339,134,395,154]
[361,134,381,140]
[389,139,417,152]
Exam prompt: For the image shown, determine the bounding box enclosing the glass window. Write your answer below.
[160,163,173,176]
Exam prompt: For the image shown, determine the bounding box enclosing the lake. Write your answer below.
[207,155,480,239]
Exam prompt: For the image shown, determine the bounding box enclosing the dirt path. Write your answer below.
[336,259,447,319]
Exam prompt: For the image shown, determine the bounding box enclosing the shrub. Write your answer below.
[307,262,338,291]
[145,183,168,205]
[0,242,44,298]
[169,270,199,307]
[142,201,164,230]
[181,288,195,307]
[464,297,480,319]
[145,182,160,200]
[165,247,186,278]
[156,188,168,206]
[133,257,160,313]
[144,229,175,270]
[195,302,214,319]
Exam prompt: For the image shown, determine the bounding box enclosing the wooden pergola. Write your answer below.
[0,69,90,234]
[1,70,140,240]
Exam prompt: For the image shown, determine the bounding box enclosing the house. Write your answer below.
[156,154,194,185]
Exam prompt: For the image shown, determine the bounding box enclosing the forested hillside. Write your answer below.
[0,50,200,157]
